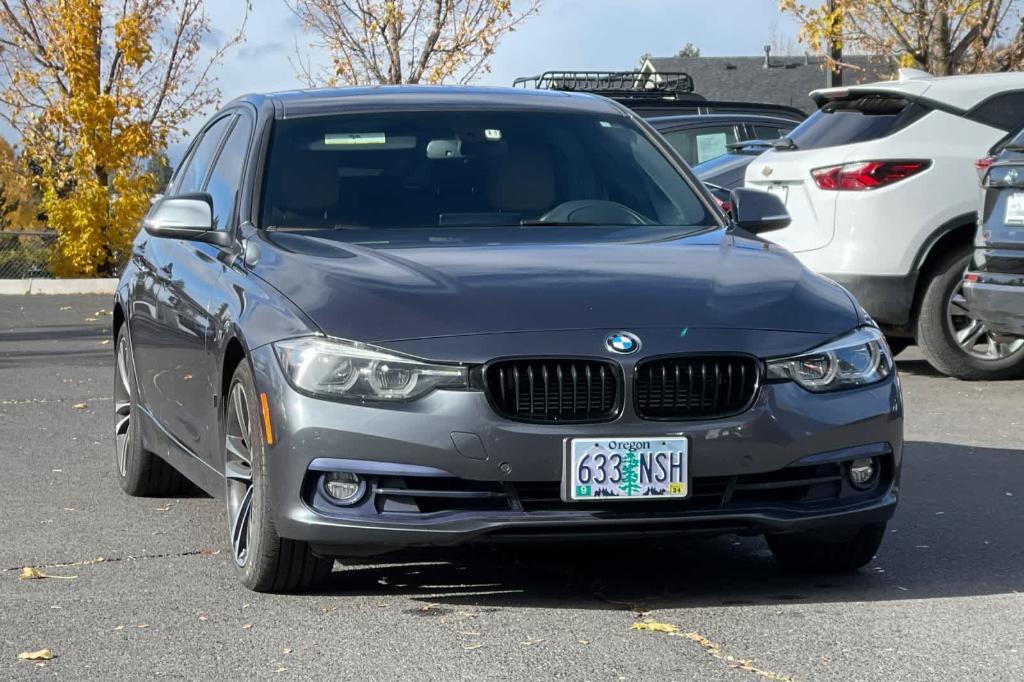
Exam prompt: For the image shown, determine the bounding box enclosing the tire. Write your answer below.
[915,249,1024,380]
[114,326,190,496]
[223,361,333,592]
[884,336,911,358]
[766,523,886,573]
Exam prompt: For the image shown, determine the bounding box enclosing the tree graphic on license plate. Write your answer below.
[618,451,641,496]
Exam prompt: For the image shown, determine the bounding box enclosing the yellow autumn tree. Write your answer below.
[0,137,39,230]
[287,0,541,86]
[0,1,248,276]
[780,1,1024,76]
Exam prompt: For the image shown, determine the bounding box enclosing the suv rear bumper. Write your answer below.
[823,273,917,327]
[964,278,1024,336]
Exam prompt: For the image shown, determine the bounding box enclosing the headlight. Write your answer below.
[766,327,893,393]
[273,337,468,402]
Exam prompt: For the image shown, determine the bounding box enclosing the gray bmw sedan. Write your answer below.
[113,86,902,592]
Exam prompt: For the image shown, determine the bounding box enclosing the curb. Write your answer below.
[0,278,118,295]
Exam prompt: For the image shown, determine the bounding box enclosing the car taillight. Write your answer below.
[975,155,996,181]
[811,160,930,191]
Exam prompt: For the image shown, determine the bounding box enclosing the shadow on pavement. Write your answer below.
[308,441,1023,610]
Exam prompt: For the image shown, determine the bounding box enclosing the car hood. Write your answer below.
[251,227,858,343]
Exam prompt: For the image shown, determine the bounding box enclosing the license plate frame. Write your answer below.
[562,437,690,502]
[1005,191,1024,225]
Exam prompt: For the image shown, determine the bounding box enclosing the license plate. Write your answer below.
[766,183,788,204]
[564,437,689,501]
[1005,192,1024,225]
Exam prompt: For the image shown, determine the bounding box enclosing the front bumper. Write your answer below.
[964,277,1024,337]
[249,342,903,556]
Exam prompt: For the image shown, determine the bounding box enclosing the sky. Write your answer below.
[1,1,804,159]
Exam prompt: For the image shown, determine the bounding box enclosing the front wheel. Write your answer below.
[223,361,333,592]
[114,326,189,496]
[915,250,1024,380]
[766,523,886,573]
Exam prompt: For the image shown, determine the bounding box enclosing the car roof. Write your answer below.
[227,85,628,119]
[647,113,797,129]
[812,70,1024,111]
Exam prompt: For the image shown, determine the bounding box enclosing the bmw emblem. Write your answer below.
[605,331,641,355]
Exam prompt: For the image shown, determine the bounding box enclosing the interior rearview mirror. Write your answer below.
[729,188,791,234]
[143,193,231,246]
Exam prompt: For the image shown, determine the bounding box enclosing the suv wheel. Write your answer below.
[767,523,885,572]
[223,361,333,592]
[114,327,189,496]
[915,250,1024,380]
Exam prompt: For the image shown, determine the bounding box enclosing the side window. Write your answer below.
[752,124,792,140]
[663,126,739,166]
[173,115,233,195]
[204,116,254,231]
[968,92,1024,132]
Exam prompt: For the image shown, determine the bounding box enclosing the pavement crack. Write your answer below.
[3,548,221,573]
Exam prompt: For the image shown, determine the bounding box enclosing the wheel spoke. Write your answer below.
[117,427,130,477]
[956,320,986,349]
[948,295,971,318]
[231,385,250,445]
[225,458,252,483]
[225,434,251,465]
[231,485,254,564]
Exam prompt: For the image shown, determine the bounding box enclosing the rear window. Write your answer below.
[783,96,928,151]
[260,110,712,231]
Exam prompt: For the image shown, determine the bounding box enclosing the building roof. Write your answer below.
[642,54,894,114]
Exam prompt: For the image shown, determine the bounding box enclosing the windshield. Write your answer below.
[260,110,712,231]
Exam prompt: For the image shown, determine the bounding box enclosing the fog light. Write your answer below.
[848,458,878,490]
[323,471,364,505]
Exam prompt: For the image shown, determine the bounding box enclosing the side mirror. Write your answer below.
[143,193,232,247]
[729,188,791,234]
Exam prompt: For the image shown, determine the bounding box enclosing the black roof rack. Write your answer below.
[513,70,697,99]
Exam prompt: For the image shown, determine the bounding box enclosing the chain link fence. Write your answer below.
[0,231,58,279]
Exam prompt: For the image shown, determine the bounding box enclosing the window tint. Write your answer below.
[175,116,233,195]
[968,92,1024,132]
[752,124,792,140]
[260,111,711,230]
[784,96,927,151]
[205,116,253,230]
[663,125,739,165]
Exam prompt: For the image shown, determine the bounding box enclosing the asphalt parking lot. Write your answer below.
[1,294,1022,681]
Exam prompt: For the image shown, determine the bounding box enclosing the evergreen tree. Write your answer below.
[619,451,641,496]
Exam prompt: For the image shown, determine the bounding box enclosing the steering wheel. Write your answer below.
[534,200,655,226]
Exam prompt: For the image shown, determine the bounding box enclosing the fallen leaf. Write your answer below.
[153,505,171,512]
[631,621,679,634]
[100,339,111,345]
[197,613,209,622]
[419,603,442,612]
[59,306,71,311]
[274,667,287,673]
[463,643,483,651]
[519,637,544,646]
[136,624,149,629]
[18,649,54,661]
[460,631,479,636]
[71,402,88,410]
[113,625,125,631]
[282,648,292,655]
[242,623,253,630]
[578,639,589,645]
[19,567,47,580]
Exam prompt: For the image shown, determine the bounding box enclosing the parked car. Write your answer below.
[963,126,1024,347]
[114,86,902,592]
[745,71,1024,379]
[648,115,795,168]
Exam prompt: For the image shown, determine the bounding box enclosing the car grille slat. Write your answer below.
[485,359,619,423]
[636,355,759,420]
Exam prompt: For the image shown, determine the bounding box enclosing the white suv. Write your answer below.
[745,71,1024,379]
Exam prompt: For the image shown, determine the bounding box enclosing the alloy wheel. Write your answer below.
[225,381,255,567]
[946,280,1024,361]
[114,334,133,478]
